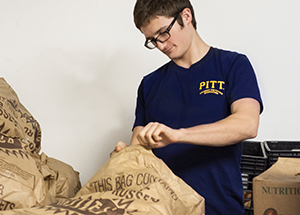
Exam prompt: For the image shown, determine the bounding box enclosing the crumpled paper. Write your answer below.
[0,78,81,211]
[0,145,204,215]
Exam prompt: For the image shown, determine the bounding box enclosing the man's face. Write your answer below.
[140,16,188,60]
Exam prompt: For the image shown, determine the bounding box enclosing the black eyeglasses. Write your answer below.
[144,12,180,50]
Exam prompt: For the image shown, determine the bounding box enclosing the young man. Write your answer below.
[116,0,263,214]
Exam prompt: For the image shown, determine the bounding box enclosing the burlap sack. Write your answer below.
[0,145,205,215]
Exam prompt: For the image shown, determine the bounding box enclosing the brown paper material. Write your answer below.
[0,145,205,215]
[0,78,41,156]
[253,157,300,214]
[0,133,54,210]
[0,78,53,209]
[76,144,205,215]
[39,153,81,201]
[0,78,81,210]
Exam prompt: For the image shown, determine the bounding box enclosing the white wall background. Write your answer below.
[1,0,299,185]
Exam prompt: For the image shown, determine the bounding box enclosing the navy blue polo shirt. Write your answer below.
[133,47,263,215]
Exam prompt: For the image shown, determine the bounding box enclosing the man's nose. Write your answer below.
[156,40,168,51]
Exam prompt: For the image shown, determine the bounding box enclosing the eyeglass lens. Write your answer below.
[144,13,179,49]
[147,32,170,49]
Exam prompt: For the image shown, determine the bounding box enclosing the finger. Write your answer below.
[137,123,154,145]
[144,122,161,146]
[115,141,128,152]
[152,124,164,142]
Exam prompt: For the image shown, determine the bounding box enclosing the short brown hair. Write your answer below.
[133,0,197,30]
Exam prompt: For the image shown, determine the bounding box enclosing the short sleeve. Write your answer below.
[226,54,263,113]
[132,79,146,129]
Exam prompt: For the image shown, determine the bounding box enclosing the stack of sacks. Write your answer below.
[0,78,81,210]
[0,145,205,215]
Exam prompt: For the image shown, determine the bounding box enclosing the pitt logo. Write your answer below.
[199,80,225,95]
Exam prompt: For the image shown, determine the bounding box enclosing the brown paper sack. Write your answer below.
[0,78,54,209]
[76,145,205,214]
[0,145,205,215]
[39,152,81,201]
[253,157,300,214]
[0,78,81,210]
[0,133,53,210]
[0,78,41,156]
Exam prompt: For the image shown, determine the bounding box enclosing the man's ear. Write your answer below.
[180,8,193,26]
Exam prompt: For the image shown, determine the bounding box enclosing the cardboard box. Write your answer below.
[253,157,300,214]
